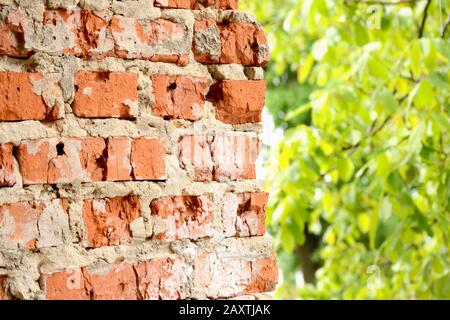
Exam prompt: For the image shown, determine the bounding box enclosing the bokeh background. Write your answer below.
[241,0,450,299]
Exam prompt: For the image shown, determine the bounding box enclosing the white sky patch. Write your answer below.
[256,110,284,180]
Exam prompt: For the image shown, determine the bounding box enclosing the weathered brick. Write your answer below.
[0,72,63,121]
[134,257,187,300]
[43,257,186,300]
[150,195,213,240]
[194,19,268,66]
[0,199,70,250]
[43,9,114,58]
[16,137,107,185]
[130,137,166,180]
[222,192,268,237]
[154,0,237,9]
[0,144,15,187]
[151,75,208,121]
[73,72,138,119]
[207,80,266,124]
[110,16,189,65]
[83,195,142,248]
[178,133,260,181]
[0,6,33,58]
[16,137,166,185]
[42,9,189,64]
[194,252,278,298]
[105,136,132,181]
[0,275,7,300]
[43,263,137,300]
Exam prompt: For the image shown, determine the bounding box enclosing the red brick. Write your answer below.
[0,72,63,121]
[109,16,189,65]
[43,257,186,300]
[73,72,138,119]
[83,195,141,248]
[194,19,268,66]
[130,137,166,180]
[0,144,15,187]
[43,263,137,300]
[0,276,4,300]
[105,137,132,181]
[194,252,278,298]
[17,137,107,185]
[154,0,237,9]
[16,137,166,185]
[0,199,70,250]
[0,6,33,58]
[150,195,213,240]
[222,192,267,237]
[43,9,114,59]
[178,134,260,181]
[207,80,266,124]
[151,75,207,121]
[134,257,186,300]
[42,10,189,65]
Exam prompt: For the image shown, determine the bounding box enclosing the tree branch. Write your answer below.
[418,0,432,38]
[343,115,393,154]
[441,14,450,38]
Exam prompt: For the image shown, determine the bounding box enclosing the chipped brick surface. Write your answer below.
[150,195,213,240]
[0,0,275,301]
[194,19,269,66]
[0,199,70,250]
[83,195,142,248]
[194,252,278,298]
[0,72,63,121]
[0,275,12,300]
[16,137,165,185]
[179,134,260,181]
[43,258,186,300]
[0,6,32,58]
[154,0,237,9]
[0,144,15,187]
[223,192,268,237]
[16,137,106,185]
[73,72,138,119]
[208,80,266,124]
[152,75,208,121]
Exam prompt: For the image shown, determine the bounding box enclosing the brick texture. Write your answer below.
[194,19,268,66]
[73,72,138,119]
[43,258,186,300]
[207,80,267,124]
[154,0,238,9]
[0,7,32,58]
[0,72,63,121]
[0,199,70,250]
[0,0,276,301]
[151,75,208,121]
[0,144,15,187]
[150,195,213,240]
[16,137,166,185]
[222,192,268,237]
[194,252,278,298]
[83,195,142,248]
[179,134,260,181]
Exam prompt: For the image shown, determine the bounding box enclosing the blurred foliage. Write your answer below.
[241,0,450,299]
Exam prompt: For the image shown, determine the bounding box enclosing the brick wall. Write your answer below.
[0,0,277,300]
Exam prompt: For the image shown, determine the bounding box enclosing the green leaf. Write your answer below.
[337,157,354,181]
[376,153,391,180]
[369,207,379,250]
